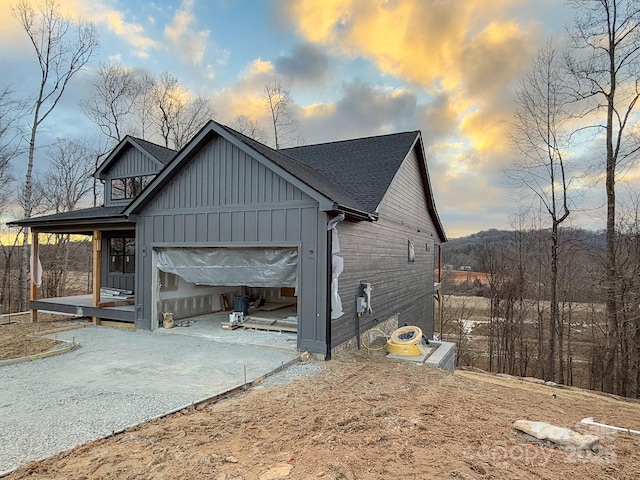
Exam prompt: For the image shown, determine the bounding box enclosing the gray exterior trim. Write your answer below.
[95,136,169,178]
[29,299,134,322]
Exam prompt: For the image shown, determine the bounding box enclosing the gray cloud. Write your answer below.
[275,43,329,84]
[301,80,421,143]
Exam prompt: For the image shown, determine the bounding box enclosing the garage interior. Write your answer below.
[153,246,299,341]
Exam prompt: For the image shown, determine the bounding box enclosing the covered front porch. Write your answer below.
[30,294,135,322]
[9,205,138,325]
[29,228,136,325]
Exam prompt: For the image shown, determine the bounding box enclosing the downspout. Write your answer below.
[325,212,346,360]
[325,226,332,360]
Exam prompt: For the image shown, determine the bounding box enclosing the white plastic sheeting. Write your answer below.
[329,220,344,320]
[156,247,297,287]
[30,242,42,288]
[331,255,344,319]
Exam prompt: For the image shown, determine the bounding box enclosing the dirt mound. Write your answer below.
[5,350,639,479]
[0,314,89,361]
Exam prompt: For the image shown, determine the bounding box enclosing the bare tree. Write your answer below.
[41,138,94,214]
[567,0,640,393]
[615,192,640,397]
[508,42,574,382]
[80,62,140,205]
[12,0,98,310]
[0,86,24,213]
[148,72,214,149]
[131,71,155,141]
[230,115,268,143]
[39,138,94,296]
[263,81,303,149]
[80,61,140,144]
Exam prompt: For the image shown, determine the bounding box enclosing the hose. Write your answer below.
[361,327,389,351]
[389,325,423,345]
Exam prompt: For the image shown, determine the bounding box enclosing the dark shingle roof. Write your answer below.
[126,121,444,239]
[130,137,176,165]
[283,131,419,213]
[9,206,127,227]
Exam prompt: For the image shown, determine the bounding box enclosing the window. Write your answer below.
[111,175,156,200]
[111,178,126,200]
[109,237,135,274]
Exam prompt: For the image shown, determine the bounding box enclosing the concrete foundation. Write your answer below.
[387,340,456,372]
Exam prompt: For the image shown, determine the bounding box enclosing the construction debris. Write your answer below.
[514,420,600,451]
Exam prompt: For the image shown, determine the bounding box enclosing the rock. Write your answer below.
[514,420,600,451]
[224,456,238,464]
[523,376,546,385]
[259,464,293,479]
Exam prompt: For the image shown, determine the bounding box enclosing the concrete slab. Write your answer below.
[0,325,299,474]
[386,340,457,372]
[154,311,298,352]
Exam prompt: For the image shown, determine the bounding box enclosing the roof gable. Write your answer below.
[95,136,176,178]
[126,121,340,215]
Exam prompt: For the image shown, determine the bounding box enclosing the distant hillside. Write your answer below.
[442,227,606,272]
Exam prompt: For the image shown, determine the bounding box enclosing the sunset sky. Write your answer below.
[0,0,623,238]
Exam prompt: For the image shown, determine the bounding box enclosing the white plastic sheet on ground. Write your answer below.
[156,247,297,287]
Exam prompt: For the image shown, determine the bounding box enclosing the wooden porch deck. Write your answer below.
[30,294,135,322]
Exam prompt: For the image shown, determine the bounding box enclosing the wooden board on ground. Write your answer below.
[221,321,240,330]
[257,301,296,312]
[220,294,231,311]
[99,320,135,330]
[98,299,135,308]
[242,317,297,333]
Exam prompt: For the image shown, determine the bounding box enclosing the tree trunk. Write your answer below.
[631,313,639,397]
[546,221,560,382]
[20,94,43,311]
[602,88,618,393]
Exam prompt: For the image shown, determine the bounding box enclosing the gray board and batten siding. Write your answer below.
[97,142,166,292]
[133,135,330,354]
[331,144,439,348]
[101,143,167,207]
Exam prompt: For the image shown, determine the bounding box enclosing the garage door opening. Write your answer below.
[151,247,299,336]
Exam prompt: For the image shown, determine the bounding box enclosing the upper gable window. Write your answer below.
[111,175,156,200]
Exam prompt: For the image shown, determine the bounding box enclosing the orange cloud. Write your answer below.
[282,0,539,158]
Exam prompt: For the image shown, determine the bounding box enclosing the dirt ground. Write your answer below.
[0,313,89,361]
[2,322,639,480]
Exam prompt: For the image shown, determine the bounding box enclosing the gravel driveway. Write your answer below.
[0,326,299,474]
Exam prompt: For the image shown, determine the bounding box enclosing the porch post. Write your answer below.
[92,230,102,325]
[30,231,39,323]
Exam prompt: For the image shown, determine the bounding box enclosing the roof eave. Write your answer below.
[8,215,133,231]
[94,136,165,179]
